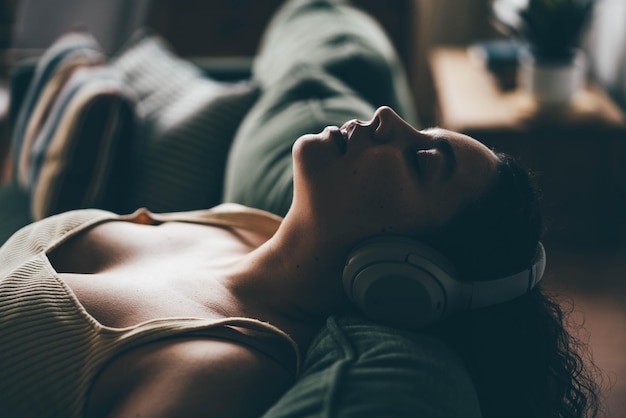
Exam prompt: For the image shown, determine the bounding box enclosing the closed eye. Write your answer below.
[411,138,456,182]
[433,137,456,181]
[414,149,437,178]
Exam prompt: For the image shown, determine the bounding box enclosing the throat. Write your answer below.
[227,240,348,336]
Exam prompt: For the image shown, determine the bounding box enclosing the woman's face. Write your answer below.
[291,106,500,240]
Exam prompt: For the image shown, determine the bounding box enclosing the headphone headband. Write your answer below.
[470,242,546,308]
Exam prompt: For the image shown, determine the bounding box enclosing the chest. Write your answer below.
[47,220,262,328]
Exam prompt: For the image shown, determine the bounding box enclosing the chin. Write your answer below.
[291,134,317,160]
[293,138,338,180]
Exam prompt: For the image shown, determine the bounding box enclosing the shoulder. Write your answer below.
[87,338,294,418]
[0,209,116,276]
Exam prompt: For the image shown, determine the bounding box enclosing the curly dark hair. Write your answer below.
[423,154,602,418]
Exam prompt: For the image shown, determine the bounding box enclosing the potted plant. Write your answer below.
[492,0,596,106]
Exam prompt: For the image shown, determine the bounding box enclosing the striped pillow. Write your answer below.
[26,66,136,219]
[110,33,259,212]
[12,31,105,188]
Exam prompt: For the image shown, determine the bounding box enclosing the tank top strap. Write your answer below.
[198,317,300,377]
[121,204,283,237]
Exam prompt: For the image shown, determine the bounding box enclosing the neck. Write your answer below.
[224,212,353,347]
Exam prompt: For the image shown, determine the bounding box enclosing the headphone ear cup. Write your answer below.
[343,236,458,329]
[348,262,447,329]
[344,236,547,328]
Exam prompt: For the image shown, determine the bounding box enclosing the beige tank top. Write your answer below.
[0,204,299,418]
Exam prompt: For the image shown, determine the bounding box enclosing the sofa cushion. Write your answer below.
[252,0,418,126]
[110,33,260,213]
[10,32,136,220]
[12,31,105,188]
[223,0,421,216]
[262,315,482,418]
[223,65,374,217]
[27,66,136,220]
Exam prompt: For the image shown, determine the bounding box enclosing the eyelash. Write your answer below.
[413,149,437,176]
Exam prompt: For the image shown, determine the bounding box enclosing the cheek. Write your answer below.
[358,154,417,198]
[347,155,469,232]
[344,160,423,229]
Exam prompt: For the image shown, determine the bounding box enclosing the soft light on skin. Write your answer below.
[290,106,500,245]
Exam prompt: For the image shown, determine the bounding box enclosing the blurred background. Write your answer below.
[0,0,625,416]
[0,0,624,127]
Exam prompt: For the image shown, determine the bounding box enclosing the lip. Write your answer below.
[329,126,347,153]
[340,120,357,140]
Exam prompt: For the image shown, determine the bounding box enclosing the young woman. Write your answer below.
[0,106,599,418]
[0,0,602,416]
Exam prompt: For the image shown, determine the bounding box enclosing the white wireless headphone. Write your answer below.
[343,235,546,329]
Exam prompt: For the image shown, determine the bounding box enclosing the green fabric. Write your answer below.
[263,315,482,418]
[253,0,418,126]
[0,183,32,246]
[223,0,420,216]
[223,65,373,216]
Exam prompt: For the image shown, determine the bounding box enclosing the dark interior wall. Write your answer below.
[427,0,499,46]
[6,0,149,54]
[3,0,623,119]
[146,0,416,70]
[585,0,626,109]
[146,0,422,117]
[0,0,418,86]
[409,0,502,125]
[0,0,15,49]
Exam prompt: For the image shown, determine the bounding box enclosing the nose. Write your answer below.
[370,106,426,144]
[365,106,397,143]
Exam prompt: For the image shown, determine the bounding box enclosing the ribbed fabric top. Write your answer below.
[0,204,298,417]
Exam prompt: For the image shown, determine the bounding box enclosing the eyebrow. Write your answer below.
[434,137,457,181]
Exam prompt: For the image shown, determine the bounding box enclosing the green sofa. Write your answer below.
[0,1,481,416]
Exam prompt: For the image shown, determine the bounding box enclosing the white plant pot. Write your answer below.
[519,48,587,107]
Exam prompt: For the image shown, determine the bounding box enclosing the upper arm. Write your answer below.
[100,339,294,418]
